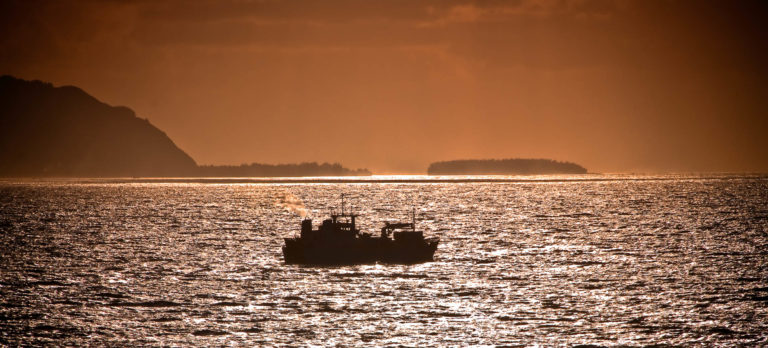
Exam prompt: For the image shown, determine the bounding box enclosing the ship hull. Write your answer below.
[283,238,438,265]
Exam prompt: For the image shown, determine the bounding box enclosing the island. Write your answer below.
[0,75,369,177]
[197,162,370,177]
[427,158,587,175]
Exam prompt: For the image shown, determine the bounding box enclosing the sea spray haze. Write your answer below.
[0,174,766,346]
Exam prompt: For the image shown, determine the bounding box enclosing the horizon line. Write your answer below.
[1,173,766,185]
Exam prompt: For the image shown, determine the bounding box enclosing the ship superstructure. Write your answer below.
[282,197,438,265]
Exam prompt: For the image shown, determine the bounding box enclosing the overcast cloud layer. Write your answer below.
[2,0,766,173]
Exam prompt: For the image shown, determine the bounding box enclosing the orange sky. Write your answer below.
[2,0,767,173]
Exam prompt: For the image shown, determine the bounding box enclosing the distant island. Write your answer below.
[198,162,370,177]
[427,159,587,175]
[0,75,369,177]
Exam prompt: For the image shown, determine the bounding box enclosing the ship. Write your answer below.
[282,197,439,265]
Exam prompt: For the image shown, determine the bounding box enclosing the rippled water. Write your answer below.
[1,175,767,346]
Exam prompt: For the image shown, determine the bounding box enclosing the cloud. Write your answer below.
[1,0,766,172]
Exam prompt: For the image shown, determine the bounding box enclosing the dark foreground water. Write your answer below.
[1,175,767,346]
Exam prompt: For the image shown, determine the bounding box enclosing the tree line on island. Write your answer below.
[428,158,587,175]
[198,162,370,177]
[1,75,586,177]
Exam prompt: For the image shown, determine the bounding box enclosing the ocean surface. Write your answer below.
[1,174,766,346]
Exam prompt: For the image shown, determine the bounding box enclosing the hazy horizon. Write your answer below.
[2,0,767,174]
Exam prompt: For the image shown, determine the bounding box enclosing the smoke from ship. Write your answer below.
[275,192,308,218]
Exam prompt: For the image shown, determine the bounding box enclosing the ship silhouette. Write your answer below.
[283,196,439,265]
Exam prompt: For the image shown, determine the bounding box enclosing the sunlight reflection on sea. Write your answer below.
[0,174,766,345]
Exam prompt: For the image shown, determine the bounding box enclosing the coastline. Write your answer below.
[1,173,765,185]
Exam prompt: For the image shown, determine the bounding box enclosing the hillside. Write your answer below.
[0,75,198,177]
[0,76,369,177]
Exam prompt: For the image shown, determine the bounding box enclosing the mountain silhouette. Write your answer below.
[0,75,198,176]
[428,158,587,175]
[0,75,368,177]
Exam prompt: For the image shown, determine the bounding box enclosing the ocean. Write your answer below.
[1,174,766,346]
